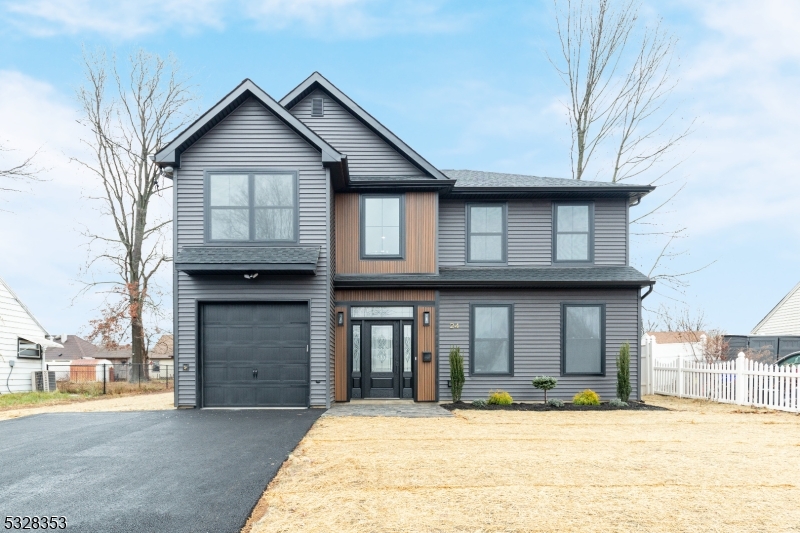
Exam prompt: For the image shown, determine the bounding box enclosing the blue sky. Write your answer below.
[0,0,797,338]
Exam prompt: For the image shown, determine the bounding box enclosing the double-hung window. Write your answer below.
[562,304,605,375]
[554,203,593,262]
[18,338,42,359]
[471,304,513,374]
[467,204,506,263]
[361,195,404,258]
[207,172,297,242]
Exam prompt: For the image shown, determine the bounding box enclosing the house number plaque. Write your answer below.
[449,323,459,329]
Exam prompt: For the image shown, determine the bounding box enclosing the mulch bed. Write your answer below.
[442,401,669,411]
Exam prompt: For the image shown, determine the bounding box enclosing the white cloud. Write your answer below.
[3,0,468,39]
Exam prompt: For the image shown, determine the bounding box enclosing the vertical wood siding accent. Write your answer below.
[334,305,347,401]
[176,97,331,407]
[417,306,436,401]
[508,200,552,266]
[334,192,437,274]
[335,290,435,302]
[438,289,640,401]
[594,199,628,265]
[439,200,553,266]
[290,89,423,177]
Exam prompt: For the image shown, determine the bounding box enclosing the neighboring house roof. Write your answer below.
[154,78,346,177]
[280,71,450,182]
[175,246,320,275]
[336,265,652,289]
[442,170,654,200]
[149,334,173,359]
[44,335,99,362]
[646,331,706,344]
[752,282,800,335]
[95,346,132,361]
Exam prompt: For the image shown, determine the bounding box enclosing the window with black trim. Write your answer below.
[18,338,42,359]
[361,195,404,258]
[467,204,506,263]
[471,304,513,374]
[207,172,297,242]
[562,304,605,375]
[554,203,593,262]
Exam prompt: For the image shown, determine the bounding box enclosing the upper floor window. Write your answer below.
[207,172,297,243]
[18,338,42,359]
[467,204,506,263]
[554,203,593,262]
[562,304,605,375]
[361,195,404,258]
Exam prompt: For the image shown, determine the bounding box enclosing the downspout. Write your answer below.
[641,284,654,300]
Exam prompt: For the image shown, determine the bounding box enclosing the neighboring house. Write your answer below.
[642,331,706,364]
[95,347,132,364]
[44,335,100,362]
[154,73,655,408]
[149,334,174,377]
[752,282,800,336]
[0,276,61,393]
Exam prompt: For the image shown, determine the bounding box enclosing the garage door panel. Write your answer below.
[202,303,309,408]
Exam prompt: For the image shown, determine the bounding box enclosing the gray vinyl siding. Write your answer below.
[594,199,628,265]
[438,289,640,401]
[438,200,552,266]
[289,89,424,177]
[175,97,330,407]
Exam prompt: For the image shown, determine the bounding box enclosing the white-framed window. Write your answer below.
[18,338,42,359]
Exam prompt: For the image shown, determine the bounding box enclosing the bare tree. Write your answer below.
[0,145,42,196]
[75,48,196,381]
[550,0,700,297]
[647,305,730,363]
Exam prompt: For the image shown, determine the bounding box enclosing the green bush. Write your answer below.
[546,398,565,408]
[572,389,600,405]
[449,346,465,402]
[609,398,628,408]
[532,376,558,402]
[471,399,487,408]
[487,390,513,405]
[617,342,632,403]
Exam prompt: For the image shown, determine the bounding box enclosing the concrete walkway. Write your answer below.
[324,400,452,417]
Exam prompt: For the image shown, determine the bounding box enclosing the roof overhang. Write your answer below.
[175,246,319,276]
[280,72,450,182]
[154,79,347,181]
[346,177,457,193]
[444,186,655,202]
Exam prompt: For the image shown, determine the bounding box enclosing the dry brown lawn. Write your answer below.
[247,396,800,533]
[0,391,174,421]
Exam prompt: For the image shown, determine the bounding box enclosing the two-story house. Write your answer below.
[155,73,654,408]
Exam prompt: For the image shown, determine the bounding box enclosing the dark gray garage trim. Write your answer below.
[200,302,310,407]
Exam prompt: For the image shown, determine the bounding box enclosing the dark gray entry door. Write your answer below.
[202,303,309,407]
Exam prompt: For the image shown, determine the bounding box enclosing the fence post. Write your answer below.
[735,352,746,405]
[103,364,106,395]
[677,350,683,398]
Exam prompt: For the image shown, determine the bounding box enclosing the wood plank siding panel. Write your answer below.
[175,97,331,407]
[594,199,628,265]
[335,290,435,302]
[438,289,640,402]
[289,89,423,177]
[334,305,347,401]
[334,192,437,274]
[417,306,436,401]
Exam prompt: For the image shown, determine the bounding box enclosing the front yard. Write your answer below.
[247,396,800,533]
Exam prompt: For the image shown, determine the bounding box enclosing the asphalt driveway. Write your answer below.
[0,409,323,533]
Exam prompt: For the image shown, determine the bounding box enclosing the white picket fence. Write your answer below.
[653,352,800,413]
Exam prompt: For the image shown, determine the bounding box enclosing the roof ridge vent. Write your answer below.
[311,97,324,117]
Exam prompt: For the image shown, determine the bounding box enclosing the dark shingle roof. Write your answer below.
[336,266,652,289]
[176,246,320,275]
[444,169,635,188]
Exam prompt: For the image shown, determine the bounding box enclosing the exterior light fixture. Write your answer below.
[182,364,189,371]
[423,311,430,326]
[337,312,344,326]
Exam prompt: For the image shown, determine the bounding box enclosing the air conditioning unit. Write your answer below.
[31,371,57,392]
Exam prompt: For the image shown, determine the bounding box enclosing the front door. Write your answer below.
[352,319,413,399]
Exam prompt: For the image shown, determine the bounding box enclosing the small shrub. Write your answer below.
[532,376,558,402]
[487,390,513,405]
[617,342,632,403]
[572,389,600,405]
[449,346,465,402]
[609,398,628,408]
[471,399,487,408]
[546,398,565,408]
